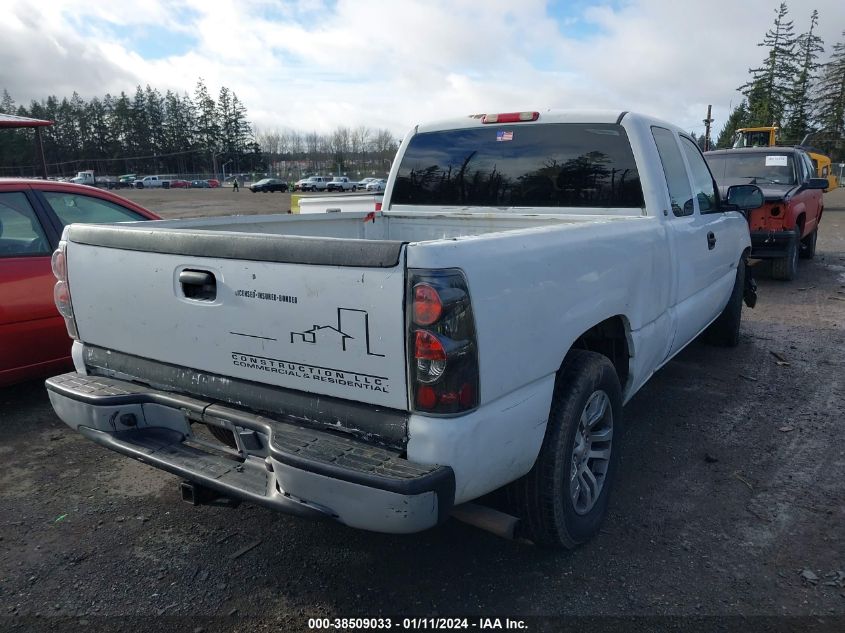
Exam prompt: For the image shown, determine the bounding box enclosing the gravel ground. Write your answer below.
[1,189,844,632]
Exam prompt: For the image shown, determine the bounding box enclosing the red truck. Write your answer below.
[705,147,827,280]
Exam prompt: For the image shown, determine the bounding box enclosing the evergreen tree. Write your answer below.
[194,79,219,154]
[815,31,845,159]
[129,86,149,157]
[740,2,797,127]
[0,89,14,113]
[784,10,824,143]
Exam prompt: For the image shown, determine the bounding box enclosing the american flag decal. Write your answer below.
[496,130,514,142]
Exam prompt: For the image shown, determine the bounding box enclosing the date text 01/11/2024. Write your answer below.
[307,617,527,629]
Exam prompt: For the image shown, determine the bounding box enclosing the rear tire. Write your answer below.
[706,258,745,347]
[771,229,799,281]
[799,228,817,259]
[512,350,623,549]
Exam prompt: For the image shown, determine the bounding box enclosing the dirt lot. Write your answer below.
[118,186,296,219]
[2,189,844,632]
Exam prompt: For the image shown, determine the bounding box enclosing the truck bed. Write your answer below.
[117,210,631,242]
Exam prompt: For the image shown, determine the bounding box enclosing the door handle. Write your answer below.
[179,269,217,301]
[707,232,717,250]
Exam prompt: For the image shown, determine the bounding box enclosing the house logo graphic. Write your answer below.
[290,308,385,357]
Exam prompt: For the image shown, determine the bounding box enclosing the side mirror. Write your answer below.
[806,177,828,190]
[724,184,764,211]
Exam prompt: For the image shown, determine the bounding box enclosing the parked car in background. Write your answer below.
[366,179,387,192]
[249,178,288,193]
[116,174,137,189]
[135,175,167,189]
[168,179,191,189]
[0,180,159,387]
[300,176,331,192]
[190,180,210,188]
[69,170,96,185]
[705,147,827,280]
[207,179,221,188]
[357,177,379,189]
[326,177,357,192]
[293,178,311,191]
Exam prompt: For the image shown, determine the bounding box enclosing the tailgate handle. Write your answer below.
[179,269,217,301]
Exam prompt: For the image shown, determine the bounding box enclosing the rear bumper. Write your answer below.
[46,372,454,534]
[750,230,797,259]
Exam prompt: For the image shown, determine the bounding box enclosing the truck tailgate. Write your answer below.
[65,228,409,411]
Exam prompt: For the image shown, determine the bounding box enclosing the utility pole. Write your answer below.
[703,105,714,151]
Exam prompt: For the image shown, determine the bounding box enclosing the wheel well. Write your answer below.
[569,316,630,390]
[796,212,805,234]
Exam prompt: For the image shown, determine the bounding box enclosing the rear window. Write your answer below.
[392,123,644,208]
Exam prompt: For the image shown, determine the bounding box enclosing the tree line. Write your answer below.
[0,80,257,177]
[716,3,845,160]
[0,80,399,180]
[253,125,399,181]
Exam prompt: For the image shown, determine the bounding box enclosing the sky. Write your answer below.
[1,0,844,140]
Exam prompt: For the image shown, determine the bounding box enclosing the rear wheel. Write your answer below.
[799,227,818,259]
[771,229,799,281]
[512,350,622,549]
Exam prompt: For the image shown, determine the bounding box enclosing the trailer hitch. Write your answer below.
[180,481,241,508]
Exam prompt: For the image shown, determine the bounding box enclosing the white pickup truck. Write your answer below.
[325,177,358,192]
[134,175,167,189]
[46,111,762,548]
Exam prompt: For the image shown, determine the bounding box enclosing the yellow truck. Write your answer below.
[732,127,838,191]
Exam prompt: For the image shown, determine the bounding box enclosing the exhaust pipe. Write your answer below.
[451,503,520,540]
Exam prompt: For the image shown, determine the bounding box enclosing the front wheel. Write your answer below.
[512,350,622,549]
[706,258,745,347]
[771,229,799,280]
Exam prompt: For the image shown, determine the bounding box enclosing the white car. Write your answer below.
[365,179,386,191]
[47,110,761,548]
[357,177,379,188]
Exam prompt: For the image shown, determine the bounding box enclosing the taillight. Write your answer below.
[481,111,539,124]
[408,269,479,414]
[413,284,442,326]
[375,201,383,211]
[51,241,78,339]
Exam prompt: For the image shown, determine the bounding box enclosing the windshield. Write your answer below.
[707,153,796,185]
[392,123,644,208]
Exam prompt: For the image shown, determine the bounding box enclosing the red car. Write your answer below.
[169,179,191,189]
[206,179,221,188]
[0,180,160,386]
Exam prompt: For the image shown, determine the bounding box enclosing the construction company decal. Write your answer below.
[230,352,389,393]
[289,307,384,357]
[230,307,390,394]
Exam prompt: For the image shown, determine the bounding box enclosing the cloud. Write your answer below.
[1,0,844,140]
